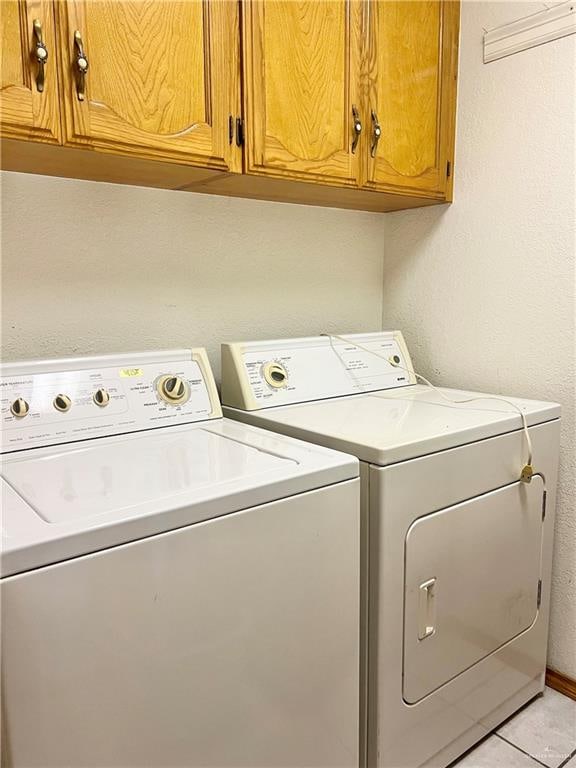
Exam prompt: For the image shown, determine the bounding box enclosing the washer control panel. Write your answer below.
[1,349,221,452]
[222,331,416,411]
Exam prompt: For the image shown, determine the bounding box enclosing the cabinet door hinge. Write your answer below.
[228,115,234,145]
[542,489,547,520]
[446,160,452,178]
[235,117,245,147]
[537,579,542,609]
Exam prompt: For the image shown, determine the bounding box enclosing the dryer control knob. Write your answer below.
[10,398,30,418]
[53,394,72,412]
[157,375,189,405]
[263,362,288,389]
[93,388,110,407]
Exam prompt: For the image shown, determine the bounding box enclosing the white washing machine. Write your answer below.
[221,331,561,768]
[1,348,360,768]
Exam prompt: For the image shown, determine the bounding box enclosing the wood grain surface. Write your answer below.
[243,0,363,185]
[56,0,242,171]
[364,0,460,197]
[546,668,576,702]
[2,136,446,212]
[1,0,62,143]
[1,1,461,211]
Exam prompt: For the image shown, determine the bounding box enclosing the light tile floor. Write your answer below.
[453,688,576,768]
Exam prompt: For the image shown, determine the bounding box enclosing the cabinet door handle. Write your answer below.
[370,110,381,158]
[351,105,362,153]
[32,19,48,93]
[73,30,89,101]
[418,578,437,640]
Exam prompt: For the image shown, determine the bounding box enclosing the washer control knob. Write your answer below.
[93,388,110,407]
[389,354,401,366]
[10,398,30,418]
[263,362,288,389]
[53,394,72,412]
[157,375,189,405]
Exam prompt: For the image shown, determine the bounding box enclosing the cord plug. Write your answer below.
[520,464,534,483]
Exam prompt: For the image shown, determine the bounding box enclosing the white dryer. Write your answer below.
[1,348,360,768]
[221,331,561,768]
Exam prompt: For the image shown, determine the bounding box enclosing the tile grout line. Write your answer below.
[556,747,576,768]
[495,733,553,768]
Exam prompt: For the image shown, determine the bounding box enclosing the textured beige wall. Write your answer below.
[0,172,385,380]
[381,2,576,677]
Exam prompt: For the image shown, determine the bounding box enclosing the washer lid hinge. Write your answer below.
[537,579,542,609]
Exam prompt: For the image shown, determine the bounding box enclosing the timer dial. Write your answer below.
[54,394,72,412]
[157,375,190,405]
[263,362,288,389]
[93,388,110,407]
[10,398,30,418]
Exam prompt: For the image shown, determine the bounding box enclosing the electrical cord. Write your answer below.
[321,332,535,483]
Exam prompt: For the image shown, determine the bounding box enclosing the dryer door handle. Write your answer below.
[418,578,437,640]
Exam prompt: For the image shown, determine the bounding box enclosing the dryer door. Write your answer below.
[403,478,544,704]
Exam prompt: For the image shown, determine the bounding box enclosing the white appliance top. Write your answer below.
[221,333,560,465]
[0,350,358,577]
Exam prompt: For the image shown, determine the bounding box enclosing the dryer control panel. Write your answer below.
[1,349,222,452]
[222,332,416,411]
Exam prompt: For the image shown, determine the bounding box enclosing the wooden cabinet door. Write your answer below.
[243,1,364,187]
[56,1,241,172]
[1,1,61,143]
[364,1,459,197]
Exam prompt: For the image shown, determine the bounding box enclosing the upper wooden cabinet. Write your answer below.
[1,0,460,212]
[363,0,459,196]
[55,0,242,171]
[242,0,363,186]
[1,0,61,143]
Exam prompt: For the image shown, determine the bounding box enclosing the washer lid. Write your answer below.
[1,419,358,577]
[223,385,560,466]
